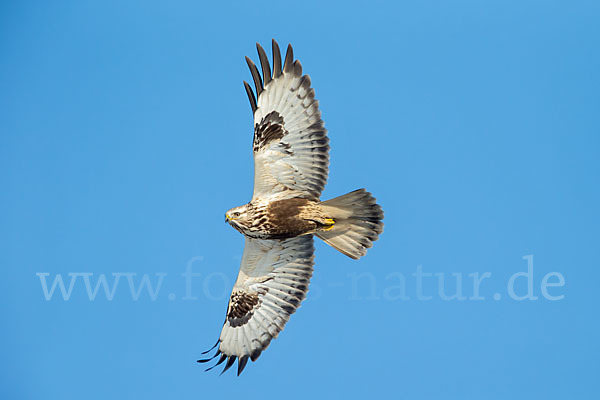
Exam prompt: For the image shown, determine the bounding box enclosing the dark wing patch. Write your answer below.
[253,111,287,152]
[227,291,260,327]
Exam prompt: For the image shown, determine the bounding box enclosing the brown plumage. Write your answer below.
[227,291,261,327]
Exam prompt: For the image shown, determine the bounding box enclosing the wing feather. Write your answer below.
[283,43,294,72]
[257,43,272,86]
[243,81,257,114]
[272,39,282,78]
[245,56,263,97]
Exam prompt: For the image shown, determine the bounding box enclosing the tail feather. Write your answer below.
[316,189,384,260]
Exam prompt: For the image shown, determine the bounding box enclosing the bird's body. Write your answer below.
[226,198,333,240]
[199,40,384,375]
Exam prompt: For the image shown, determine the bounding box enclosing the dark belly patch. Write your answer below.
[265,198,317,238]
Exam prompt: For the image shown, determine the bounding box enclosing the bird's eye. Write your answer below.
[233,212,240,217]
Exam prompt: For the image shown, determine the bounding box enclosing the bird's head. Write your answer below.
[225,204,251,231]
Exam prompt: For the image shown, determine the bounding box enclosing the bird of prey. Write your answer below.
[198,40,384,375]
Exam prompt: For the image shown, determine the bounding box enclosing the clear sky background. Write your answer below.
[1,1,599,399]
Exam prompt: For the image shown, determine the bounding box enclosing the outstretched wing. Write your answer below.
[244,40,329,202]
[198,236,314,375]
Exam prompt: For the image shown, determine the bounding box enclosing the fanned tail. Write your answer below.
[316,189,384,260]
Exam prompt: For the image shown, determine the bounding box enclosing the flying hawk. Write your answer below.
[198,40,384,375]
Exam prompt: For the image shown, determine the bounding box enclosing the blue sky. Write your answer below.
[1,1,599,399]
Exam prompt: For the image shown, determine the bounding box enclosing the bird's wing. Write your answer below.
[198,235,314,375]
[244,40,330,202]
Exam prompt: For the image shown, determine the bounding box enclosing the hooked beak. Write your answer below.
[225,213,230,222]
